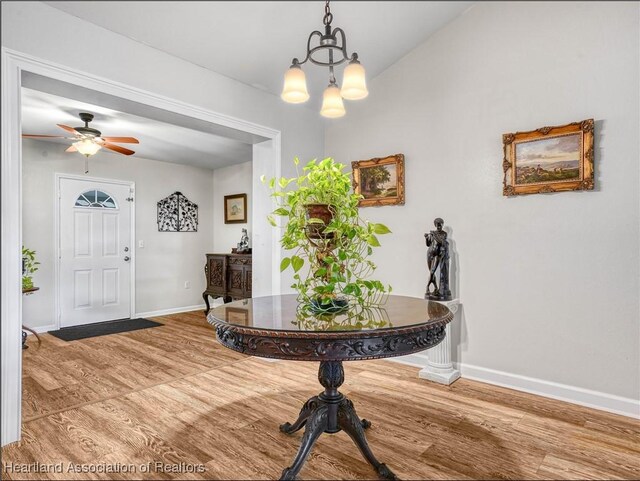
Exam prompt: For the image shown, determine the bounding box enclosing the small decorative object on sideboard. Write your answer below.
[236,228,251,254]
[425,218,452,301]
[157,191,198,232]
[503,119,594,196]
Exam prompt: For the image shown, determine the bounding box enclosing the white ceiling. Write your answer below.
[45,1,473,100]
[21,87,254,169]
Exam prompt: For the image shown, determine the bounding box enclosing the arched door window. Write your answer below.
[75,190,117,209]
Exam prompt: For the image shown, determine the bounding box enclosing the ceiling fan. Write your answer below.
[22,112,139,172]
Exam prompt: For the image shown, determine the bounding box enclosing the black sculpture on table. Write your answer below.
[425,217,452,301]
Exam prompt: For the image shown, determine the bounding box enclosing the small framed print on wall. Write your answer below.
[224,193,247,224]
[352,154,405,207]
[502,119,594,196]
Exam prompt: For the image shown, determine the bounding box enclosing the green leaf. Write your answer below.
[260,174,266,183]
[291,256,304,273]
[269,178,276,189]
[372,223,391,235]
[280,257,291,272]
[294,157,300,166]
[367,235,381,247]
[273,207,290,216]
[267,215,277,226]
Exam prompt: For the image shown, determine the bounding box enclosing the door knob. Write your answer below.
[124,256,130,262]
[124,247,129,252]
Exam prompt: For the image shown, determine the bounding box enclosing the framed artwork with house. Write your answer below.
[352,153,405,207]
[502,119,594,196]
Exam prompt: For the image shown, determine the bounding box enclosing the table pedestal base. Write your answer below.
[279,361,397,481]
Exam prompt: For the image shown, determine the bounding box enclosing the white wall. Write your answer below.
[212,161,253,253]
[22,138,215,329]
[1,0,325,285]
[325,1,640,402]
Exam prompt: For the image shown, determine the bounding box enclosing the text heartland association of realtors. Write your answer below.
[2,462,207,474]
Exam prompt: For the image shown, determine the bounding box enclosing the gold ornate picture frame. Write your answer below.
[503,119,594,196]
[352,154,405,207]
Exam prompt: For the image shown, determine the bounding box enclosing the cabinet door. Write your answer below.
[207,256,226,294]
[243,266,252,297]
[228,264,245,298]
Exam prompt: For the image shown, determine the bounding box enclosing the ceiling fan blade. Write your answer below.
[22,134,67,138]
[100,136,139,144]
[57,124,79,134]
[65,145,77,153]
[102,142,135,156]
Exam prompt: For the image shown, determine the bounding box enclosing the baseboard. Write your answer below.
[389,355,638,418]
[23,324,56,335]
[135,304,206,319]
[388,352,429,368]
[456,362,640,419]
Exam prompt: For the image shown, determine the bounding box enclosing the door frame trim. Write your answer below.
[1,46,282,446]
[55,174,136,329]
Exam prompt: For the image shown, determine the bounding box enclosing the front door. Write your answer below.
[59,177,133,327]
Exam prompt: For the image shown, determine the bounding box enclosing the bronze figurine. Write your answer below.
[425,218,452,301]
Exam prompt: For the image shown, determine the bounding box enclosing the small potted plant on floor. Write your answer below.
[263,157,391,313]
[22,246,40,291]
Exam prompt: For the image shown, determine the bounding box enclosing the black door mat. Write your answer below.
[48,318,162,341]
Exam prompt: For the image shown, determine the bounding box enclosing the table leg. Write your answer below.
[279,361,396,481]
[280,396,319,434]
[202,292,210,314]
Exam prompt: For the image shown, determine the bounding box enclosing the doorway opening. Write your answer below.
[1,49,282,446]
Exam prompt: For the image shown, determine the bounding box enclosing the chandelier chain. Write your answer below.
[323,0,333,26]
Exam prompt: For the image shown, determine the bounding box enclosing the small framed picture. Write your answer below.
[224,193,247,224]
[225,307,249,326]
[352,154,405,207]
[503,119,594,196]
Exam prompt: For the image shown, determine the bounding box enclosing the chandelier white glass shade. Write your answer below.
[320,83,346,118]
[281,0,368,118]
[73,138,102,157]
[281,65,310,103]
[340,60,368,100]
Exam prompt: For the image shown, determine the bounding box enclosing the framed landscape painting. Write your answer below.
[352,154,405,207]
[502,119,594,196]
[224,193,247,223]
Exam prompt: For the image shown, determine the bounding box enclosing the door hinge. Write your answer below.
[126,197,134,202]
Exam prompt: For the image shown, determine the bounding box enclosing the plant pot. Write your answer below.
[305,203,334,239]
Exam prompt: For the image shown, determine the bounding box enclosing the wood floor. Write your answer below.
[2,311,639,480]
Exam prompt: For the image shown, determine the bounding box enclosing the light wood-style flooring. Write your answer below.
[2,311,639,480]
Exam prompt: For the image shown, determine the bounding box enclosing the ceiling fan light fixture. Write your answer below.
[73,138,101,157]
[341,59,368,100]
[320,83,346,118]
[281,64,310,103]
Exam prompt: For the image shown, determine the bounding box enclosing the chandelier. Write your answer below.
[281,0,368,118]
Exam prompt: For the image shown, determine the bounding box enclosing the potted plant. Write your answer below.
[263,157,391,313]
[22,246,40,291]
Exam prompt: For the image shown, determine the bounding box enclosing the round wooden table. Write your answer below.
[208,295,453,480]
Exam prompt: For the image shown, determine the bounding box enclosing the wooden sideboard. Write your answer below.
[203,253,252,312]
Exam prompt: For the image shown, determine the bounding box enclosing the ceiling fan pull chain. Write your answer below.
[84,157,89,174]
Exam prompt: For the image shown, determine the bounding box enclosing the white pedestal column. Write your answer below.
[418,299,460,385]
